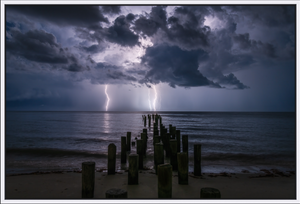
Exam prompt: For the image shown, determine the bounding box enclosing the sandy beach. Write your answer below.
[5,169,296,199]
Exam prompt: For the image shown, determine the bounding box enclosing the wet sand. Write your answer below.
[5,169,296,199]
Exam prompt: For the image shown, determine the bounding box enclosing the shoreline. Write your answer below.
[6,167,296,177]
[5,169,296,199]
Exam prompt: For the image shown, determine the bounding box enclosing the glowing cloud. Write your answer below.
[105,85,110,111]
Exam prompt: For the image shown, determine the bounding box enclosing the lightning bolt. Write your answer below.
[105,85,110,111]
[153,85,157,112]
[148,88,152,111]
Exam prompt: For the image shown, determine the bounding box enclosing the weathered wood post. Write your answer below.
[154,143,164,174]
[121,137,127,164]
[176,130,180,152]
[136,139,144,169]
[108,143,116,175]
[143,128,147,137]
[158,163,172,198]
[141,133,147,155]
[177,152,188,185]
[148,116,151,127]
[182,135,188,156]
[126,132,131,151]
[144,115,146,127]
[153,135,161,145]
[169,140,178,171]
[128,154,139,185]
[171,127,176,139]
[169,124,172,134]
[154,129,159,139]
[165,133,171,158]
[82,161,95,198]
[160,126,164,140]
[143,128,148,143]
[194,144,202,176]
[106,188,128,198]
[200,188,221,198]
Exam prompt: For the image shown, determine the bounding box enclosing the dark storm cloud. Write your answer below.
[134,16,159,36]
[7,5,109,27]
[233,33,277,58]
[166,16,211,50]
[218,73,249,89]
[226,6,295,27]
[101,5,121,15]
[65,63,90,72]
[80,44,106,54]
[95,62,120,70]
[141,44,221,88]
[152,6,212,51]
[5,5,295,91]
[104,14,140,47]
[6,29,90,72]
[107,70,137,81]
[133,6,167,36]
[6,29,69,64]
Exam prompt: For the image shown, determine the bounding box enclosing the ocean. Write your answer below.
[5,111,296,175]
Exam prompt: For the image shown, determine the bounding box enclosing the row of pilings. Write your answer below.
[81,114,221,199]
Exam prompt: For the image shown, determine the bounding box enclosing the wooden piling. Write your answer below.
[107,143,116,175]
[161,128,167,149]
[121,137,126,164]
[182,135,188,156]
[106,188,128,198]
[169,124,172,134]
[154,143,164,174]
[169,140,178,171]
[154,129,159,138]
[143,128,147,137]
[176,130,180,152]
[82,161,95,198]
[194,144,202,176]
[158,163,172,198]
[126,132,131,151]
[165,133,171,158]
[200,188,221,198]
[171,127,176,139]
[136,139,144,169]
[128,154,139,185]
[141,133,147,155]
[153,135,161,145]
[177,152,188,185]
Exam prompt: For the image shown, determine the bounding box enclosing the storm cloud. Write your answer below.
[104,14,140,47]
[4,5,295,111]
[7,5,109,27]
[141,44,220,88]
[6,29,90,72]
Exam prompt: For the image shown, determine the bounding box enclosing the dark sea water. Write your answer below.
[5,111,296,174]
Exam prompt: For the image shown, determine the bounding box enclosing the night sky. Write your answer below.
[5,5,296,111]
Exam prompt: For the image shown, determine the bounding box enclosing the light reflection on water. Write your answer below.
[103,113,110,133]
